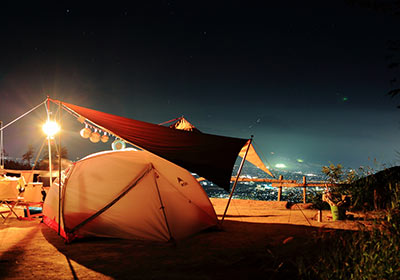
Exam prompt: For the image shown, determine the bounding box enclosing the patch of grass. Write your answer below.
[297,183,400,280]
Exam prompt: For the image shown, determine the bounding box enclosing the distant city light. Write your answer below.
[42,120,60,137]
[275,163,286,168]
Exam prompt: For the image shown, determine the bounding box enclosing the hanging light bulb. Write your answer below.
[90,129,101,143]
[101,132,109,143]
[112,139,126,150]
[80,124,92,139]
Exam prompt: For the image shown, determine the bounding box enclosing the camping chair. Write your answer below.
[18,182,44,220]
[0,179,21,223]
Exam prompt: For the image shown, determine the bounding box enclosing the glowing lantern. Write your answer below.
[112,139,126,150]
[80,127,92,139]
[42,120,60,137]
[101,132,109,143]
[90,130,101,143]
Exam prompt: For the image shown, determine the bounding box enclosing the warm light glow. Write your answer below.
[42,120,60,137]
[80,127,92,138]
[90,131,101,143]
[112,139,126,150]
[101,133,109,143]
[275,163,287,168]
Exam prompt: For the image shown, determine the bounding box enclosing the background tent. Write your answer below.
[52,99,247,191]
[166,116,201,133]
[43,149,218,242]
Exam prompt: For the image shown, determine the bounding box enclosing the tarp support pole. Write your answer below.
[45,99,53,188]
[58,101,62,235]
[0,99,45,169]
[220,136,253,225]
[0,100,46,132]
[0,120,3,169]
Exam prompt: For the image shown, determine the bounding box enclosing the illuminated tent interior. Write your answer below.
[43,149,218,242]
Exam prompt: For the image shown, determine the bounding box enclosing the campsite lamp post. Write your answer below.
[42,119,60,187]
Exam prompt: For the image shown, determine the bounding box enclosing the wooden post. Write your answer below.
[303,176,307,203]
[277,175,283,201]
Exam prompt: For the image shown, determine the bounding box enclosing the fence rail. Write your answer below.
[197,175,335,203]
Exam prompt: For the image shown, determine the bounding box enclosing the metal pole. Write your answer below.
[0,120,3,169]
[58,101,62,235]
[0,101,46,131]
[45,98,53,187]
[220,136,253,225]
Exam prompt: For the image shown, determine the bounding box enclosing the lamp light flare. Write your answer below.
[42,120,60,137]
[275,163,286,168]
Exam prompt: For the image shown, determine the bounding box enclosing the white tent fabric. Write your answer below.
[43,149,217,242]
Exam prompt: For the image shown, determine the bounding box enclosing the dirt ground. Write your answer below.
[0,198,372,280]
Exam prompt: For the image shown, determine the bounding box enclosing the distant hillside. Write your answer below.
[352,166,400,210]
[355,166,400,185]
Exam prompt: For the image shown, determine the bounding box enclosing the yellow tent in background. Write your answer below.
[169,117,200,132]
[165,117,274,178]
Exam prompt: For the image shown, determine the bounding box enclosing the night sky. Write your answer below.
[0,1,399,173]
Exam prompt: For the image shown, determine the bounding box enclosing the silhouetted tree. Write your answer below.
[22,144,35,165]
[41,143,68,162]
[4,159,31,170]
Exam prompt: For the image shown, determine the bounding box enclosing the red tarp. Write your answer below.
[52,100,248,191]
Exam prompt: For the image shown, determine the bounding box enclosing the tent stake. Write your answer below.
[220,136,253,225]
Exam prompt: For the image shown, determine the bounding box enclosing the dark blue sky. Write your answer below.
[0,1,399,172]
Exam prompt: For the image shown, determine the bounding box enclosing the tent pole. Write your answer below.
[153,167,174,242]
[220,136,253,225]
[58,101,62,235]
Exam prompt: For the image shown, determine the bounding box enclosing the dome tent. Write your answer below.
[43,149,217,242]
